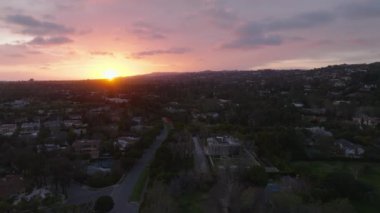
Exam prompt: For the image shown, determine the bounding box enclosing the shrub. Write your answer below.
[94,196,114,213]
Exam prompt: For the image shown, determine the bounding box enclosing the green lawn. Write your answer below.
[129,168,150,202]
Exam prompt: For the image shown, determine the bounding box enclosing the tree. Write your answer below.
[270,192,303,213]
[245,166,268,186]
[94,196,114,213]
[50,156,74,196]
[141,181,178,213]
[323,172,373,201]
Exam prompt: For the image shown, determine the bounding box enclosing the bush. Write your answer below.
[322,172,373,201]
[94,196,114,213]
[245,166,268,186]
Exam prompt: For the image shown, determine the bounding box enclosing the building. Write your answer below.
[9,100,29,109]
[292,102,304,108]
[334,139,365,158]
[63,120,87,128]
[353,114,380,128]
[36,144,63,153]
[0,124,17,136]
[114,136,140,152]
[206,136,241,156]
[106,98,129,104]
[20,122,40,137]
[0,175,25,198]
[305,127,333,137]
[72,139,100,159]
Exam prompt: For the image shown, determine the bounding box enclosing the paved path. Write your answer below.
[66,125,169,213]
[193,137,210,174]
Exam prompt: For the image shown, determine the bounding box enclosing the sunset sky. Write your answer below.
[1,0,380,80]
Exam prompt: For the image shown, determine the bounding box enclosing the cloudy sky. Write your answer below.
[0,0,380,80]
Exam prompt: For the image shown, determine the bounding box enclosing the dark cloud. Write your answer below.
[340,0,380,19]
[265,11,335,31]
[130,22,167,40]
[222,10,334,50]
[90,51,114,56]
[222,32,283,49]
[28,36,73,45]
[200,6,239,28]
[5,15,75,35]
[132,47,191,58]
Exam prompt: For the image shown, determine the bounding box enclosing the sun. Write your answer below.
[103,69,119,81]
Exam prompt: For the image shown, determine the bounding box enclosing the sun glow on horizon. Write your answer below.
[103,69,119,80]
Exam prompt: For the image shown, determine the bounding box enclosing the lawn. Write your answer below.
[129,168,149,202]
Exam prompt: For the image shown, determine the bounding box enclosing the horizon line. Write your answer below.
[0,61,377,82]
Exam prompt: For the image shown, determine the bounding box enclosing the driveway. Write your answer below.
[193,136,210,174]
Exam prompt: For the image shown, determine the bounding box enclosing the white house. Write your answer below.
[334,139,365,158]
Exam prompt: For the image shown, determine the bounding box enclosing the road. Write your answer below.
[66,125,169,213]
[193,137,210,174]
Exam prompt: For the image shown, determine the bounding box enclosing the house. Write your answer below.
[358,84,377,92]
[63,120,87,128]
[106,98,129,104]
[304,84,312,91]
[36,144,62,153]
[353,114,380,128]
[89,106,111,114]
[132,116,143,125]
[333,80,346,88]
[43,120,61,129]
[9,100,29,109]
[114,136,140,151]
[72,128,87,136]
[68,114,82,120]
[0,124,17,136]
[15,188,51,204]
[302,115,327,123]
[72,139,100,159]
[303,108,326,115]
[0,175,25,198]
[334,139,365,158]
[292,102,304,108]
[206,136,241,156]
[20,122,40,137]
[333,100,351,105]
[165,106,186,113]
[305,127,333,137]
[43,120,61,134]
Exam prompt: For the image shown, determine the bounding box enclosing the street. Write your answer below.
[66,125,169,213]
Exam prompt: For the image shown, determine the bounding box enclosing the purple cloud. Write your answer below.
[28,36,73,45]
[130,21,167,40]
[222,10,335,50]
[200,6,239,28]
[265,11,335,31]
[5,14,75,35]
[132,47,191,58]
[340,0,380,19]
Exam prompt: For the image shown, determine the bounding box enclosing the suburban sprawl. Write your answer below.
[1,62,380,213]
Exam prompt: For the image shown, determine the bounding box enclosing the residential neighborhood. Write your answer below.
[0,62,380,212]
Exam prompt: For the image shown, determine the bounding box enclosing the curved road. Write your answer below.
[66,125,169,213]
